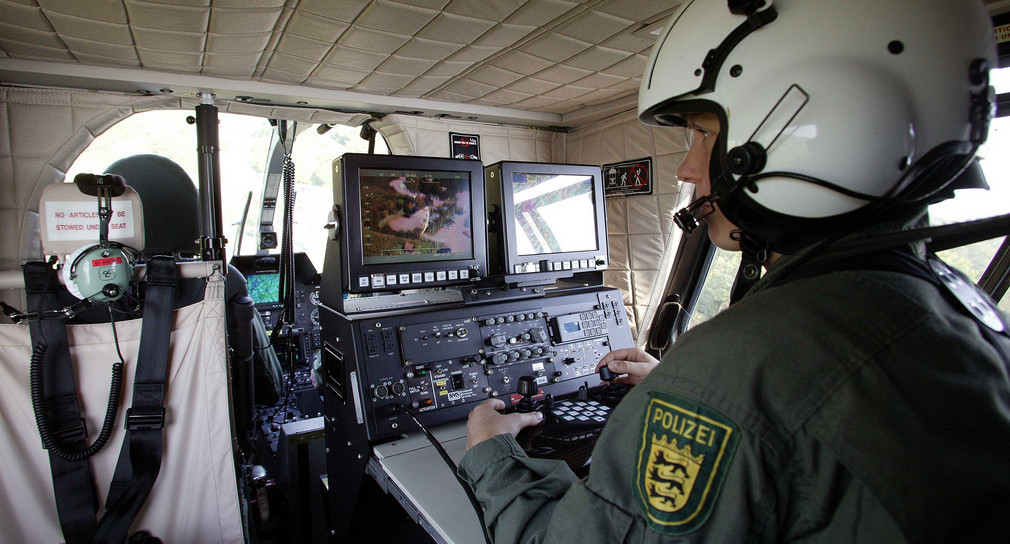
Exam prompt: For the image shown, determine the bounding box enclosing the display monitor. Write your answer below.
[326,153,487,294]
[485,161,609,285]
[246,272,281,305]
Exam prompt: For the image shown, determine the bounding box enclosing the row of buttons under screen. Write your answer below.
[359,268,472,289]
[513,257,602,275]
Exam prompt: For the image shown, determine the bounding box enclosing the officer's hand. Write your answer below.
[465,399,543,450]
[597,347,660,387]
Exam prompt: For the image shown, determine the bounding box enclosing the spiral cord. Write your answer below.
[29,306,127,462]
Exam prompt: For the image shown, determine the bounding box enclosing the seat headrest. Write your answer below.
[38,182,145,259]
[105,154,200,257]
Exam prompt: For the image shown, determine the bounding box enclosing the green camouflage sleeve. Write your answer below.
[457,433,578,543]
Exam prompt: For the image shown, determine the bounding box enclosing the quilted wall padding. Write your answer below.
[561,109,692,343]
[0,0,673,116]
[372,114,560,164]
[0,87,160,272]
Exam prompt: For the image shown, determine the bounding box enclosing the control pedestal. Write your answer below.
[322,286,633,543]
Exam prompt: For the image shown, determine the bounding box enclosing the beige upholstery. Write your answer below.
[0,86,372,271]
[0,86,371,314]
[0,262,243,544]
[0,1,675,115]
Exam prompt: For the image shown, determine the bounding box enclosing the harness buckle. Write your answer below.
[50,417,88,446]
[125,406,165,431]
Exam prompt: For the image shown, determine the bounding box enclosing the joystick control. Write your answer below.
[598,364,615,382]
[515,375,538,413]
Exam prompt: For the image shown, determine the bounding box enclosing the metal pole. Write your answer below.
[195,92,227,262]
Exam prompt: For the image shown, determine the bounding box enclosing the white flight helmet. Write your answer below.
[640,0,997,253]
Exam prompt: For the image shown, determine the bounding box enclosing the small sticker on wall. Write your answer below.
[603,158,653,196]
[450,133,480,160]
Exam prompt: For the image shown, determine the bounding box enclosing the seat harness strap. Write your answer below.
[92,256,178,544]
[24,261,100,544]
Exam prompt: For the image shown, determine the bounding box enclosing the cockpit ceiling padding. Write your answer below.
[0,263,243,543]
[0,0,674,115]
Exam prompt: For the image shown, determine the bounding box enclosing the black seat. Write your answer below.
[103,154,200,258]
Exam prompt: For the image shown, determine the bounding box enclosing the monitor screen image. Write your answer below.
[511,172,598,257]
[359,168,474,265]
[246,272,280,305]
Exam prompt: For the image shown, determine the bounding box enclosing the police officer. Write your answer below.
[459,0,1010,541]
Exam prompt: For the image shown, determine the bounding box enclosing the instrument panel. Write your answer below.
[231,252,322,355]
[322,286,632,442]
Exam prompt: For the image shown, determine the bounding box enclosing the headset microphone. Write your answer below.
[673,192,726,234]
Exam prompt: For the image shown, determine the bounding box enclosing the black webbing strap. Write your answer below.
[92,257,177,544]
[23,261,100,544]
[772,247,934,289]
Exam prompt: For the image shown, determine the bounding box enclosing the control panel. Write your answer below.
[231,252,323,356]
[259,283,322,353]
[322,287,632,442]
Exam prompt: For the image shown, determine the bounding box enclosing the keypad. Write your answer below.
[551,399,611,425]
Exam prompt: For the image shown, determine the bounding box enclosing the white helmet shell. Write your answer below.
[640,0,996,247]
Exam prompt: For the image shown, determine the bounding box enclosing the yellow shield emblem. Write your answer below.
[644,435,704,513]
[635,392,740,535]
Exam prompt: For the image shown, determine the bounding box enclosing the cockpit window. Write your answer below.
[66,110,387,269]
[931,66,1010,309]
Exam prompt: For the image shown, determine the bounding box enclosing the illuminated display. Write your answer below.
[247,273,280,305]
[512,173,598,257]
[359,168,474,265]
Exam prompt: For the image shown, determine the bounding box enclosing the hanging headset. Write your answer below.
[60,173,142,309]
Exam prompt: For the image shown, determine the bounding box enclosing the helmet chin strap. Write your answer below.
[729,229,770,304]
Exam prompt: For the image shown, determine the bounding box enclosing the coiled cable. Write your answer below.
[30,305,126,462]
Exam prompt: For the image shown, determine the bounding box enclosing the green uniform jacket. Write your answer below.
[458,248,1010,543]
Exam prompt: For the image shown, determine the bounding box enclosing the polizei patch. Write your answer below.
[634,392,739,535]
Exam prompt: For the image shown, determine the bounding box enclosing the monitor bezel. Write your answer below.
[335,153,487,294]
[489,161,609,285]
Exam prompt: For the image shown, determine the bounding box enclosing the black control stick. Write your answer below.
[515,376,538,413]
[598,364,616,382]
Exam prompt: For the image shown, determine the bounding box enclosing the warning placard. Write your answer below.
[996,23,1010,44]
[44,201,136,242]
[603,158,653,197]
[450,133,480,160]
